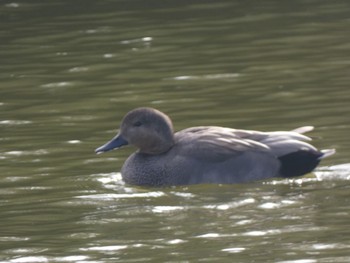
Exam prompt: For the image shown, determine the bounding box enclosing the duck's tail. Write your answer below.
[291,126,314,134]
[291,126,335,160]
[319,149,336,160]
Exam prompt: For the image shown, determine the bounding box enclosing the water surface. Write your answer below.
[1,0,350,262]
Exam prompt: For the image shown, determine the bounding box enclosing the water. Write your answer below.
[1,0,350,262]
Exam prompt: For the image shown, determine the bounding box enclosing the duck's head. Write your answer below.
[95,107,175,155]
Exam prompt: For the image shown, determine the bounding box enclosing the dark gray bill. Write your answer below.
[95,134,128,154]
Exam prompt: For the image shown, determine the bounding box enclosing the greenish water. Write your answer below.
[1,0,350,262]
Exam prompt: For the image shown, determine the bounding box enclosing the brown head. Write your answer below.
[95,107,175,155]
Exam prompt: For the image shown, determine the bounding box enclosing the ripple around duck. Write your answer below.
[315,163,350,180]
[77,191,166,201]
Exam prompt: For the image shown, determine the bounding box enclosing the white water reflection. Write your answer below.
[276,260,317,263]
[81,245,127,251]
[221,247,246,253]
[78,191,165,200]
[152,206,184,213]
[315,163,350,180]
[0,120,32,125]
[120,37,153,44]
[171,73,240,80]
[204,198,255,210]
[3,150,48,156]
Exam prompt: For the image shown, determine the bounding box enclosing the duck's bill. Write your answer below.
[95,134,129,154]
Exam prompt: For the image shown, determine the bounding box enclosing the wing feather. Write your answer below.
[175,125,318,161]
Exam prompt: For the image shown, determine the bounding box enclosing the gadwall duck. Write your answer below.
[95,107,335,186]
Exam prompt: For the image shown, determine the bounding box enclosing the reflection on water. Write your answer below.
[316,164,350,181]
[1,0,350,262]
[54,170,350,262]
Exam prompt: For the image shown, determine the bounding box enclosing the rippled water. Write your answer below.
[1,0,350,262]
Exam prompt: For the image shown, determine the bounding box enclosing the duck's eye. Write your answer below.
[133,121,143,127]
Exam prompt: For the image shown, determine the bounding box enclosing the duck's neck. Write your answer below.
[139,133,175,155]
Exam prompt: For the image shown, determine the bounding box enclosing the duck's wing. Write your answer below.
[210,126,319,158]
[258,127,319,157]
[175,126,319,161]
[174,126,270,162]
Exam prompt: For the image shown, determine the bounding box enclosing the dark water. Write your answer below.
[1,0,350,262]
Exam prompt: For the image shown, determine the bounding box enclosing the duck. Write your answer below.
[95,107,335,186]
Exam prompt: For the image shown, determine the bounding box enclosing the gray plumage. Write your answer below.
[95,107,335,186]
